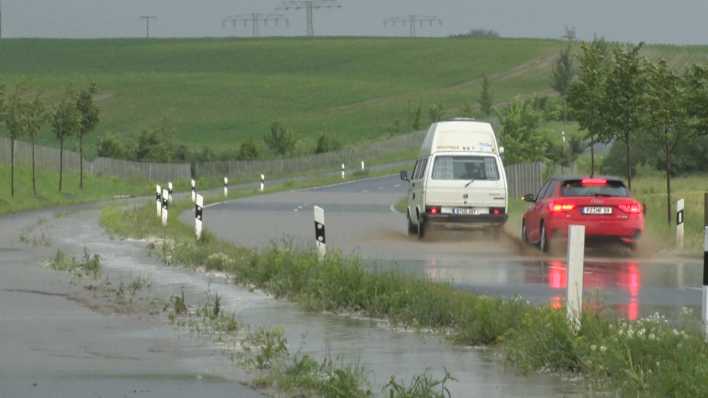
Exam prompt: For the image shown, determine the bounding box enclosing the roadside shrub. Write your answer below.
[315,133,342,154]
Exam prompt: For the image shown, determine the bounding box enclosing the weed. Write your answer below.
[241,327,289,370]
[49,247,101,279]
[384,369,455,398]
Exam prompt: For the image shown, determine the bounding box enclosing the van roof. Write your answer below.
[420,120,499,157]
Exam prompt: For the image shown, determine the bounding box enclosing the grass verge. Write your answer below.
[102,192,708,397]
[0,165,149,215]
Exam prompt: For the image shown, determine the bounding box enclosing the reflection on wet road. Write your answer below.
[200,174,704,323]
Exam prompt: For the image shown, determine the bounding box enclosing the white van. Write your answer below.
[400,119,508,239]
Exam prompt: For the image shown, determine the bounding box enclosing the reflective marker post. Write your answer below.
[566,225,586,331]
[260,174,265,192]
[195,194,204,241]
[224,177,229,198]
[161,188,169,226]
[677,198,685,249]
[703,193,708,329]
[340,163,345,180]
[191,179,196,203]
[167,182,174,203]
[314,206,326,260]
[155,184,162,218]
[361,160,365,171]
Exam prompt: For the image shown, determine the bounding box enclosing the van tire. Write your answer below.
[407,211,418,235]
[417,217,427,240]
[521,221,528,243]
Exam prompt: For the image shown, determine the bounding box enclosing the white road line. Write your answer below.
[390,202,402,214]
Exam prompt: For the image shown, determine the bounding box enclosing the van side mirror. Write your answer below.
[400,170,409,182]
[522,193,536,203]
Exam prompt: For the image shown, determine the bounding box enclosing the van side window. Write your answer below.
[411,160,419,179]
[415,158,428,179]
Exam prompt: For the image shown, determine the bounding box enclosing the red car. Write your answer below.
[521,176,644,251]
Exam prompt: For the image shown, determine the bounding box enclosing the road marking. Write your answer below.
[394,184,401,188]
[390,202,402,214]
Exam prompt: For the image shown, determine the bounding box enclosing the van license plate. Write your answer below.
[582,206,613,215]
[447,207,488,215]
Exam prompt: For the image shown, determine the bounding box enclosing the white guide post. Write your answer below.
[703,193,708,330]
[341,163,345,179]
[224,177,229,198]
[566,225,586,331]
[161,188,169,226]
[260,174,265,192]
[361,160,365,171]
[195,194,204,240]
[155,184,162,218]
[677,198,685,249]
[167,182,173,203]
[314,206,326,260]
[191,179,196,203]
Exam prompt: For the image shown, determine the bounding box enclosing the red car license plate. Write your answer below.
[582,206,613,215]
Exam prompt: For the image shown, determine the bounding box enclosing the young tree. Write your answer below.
[428,104,445,123]
[604,43,647,190]
[52,88,80,192]
[264,122,297,156]
[411,105,422,130]
[567,38,612,176]
[24,94,46,196]
[496,99,547,164]
[3,86,25,197]
[479,74,493,116]
[551,44,575,123]
[238,139,259,160]
[76,82,100,190]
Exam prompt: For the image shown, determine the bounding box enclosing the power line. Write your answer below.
[384,15,443,38]
[139,15,157,38]
[222,13,288,37]
[277,0,342,37]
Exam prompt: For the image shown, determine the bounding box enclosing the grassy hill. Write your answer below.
[1,37,707,157]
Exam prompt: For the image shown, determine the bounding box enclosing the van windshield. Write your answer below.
[431,156,499,181]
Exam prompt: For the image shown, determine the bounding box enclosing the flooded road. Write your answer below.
[201,174,704,322]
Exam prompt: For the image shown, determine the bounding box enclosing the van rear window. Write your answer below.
[561,180,629,197]
[431,156,499,181]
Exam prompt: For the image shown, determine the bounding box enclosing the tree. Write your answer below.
[604,43,647,191]
[411,105,422,130]
[76,82,100,190]
[314,133,341,154]
[24,95,46,197]
[3,86,25,197]
[428,104,445,123]
[479,74,493,116]
[264,122,297,156]
[568,38,612,176]
[52,88,81,192]
[238,139,259,160]
[551,44,575,124]
[496,99,547,164]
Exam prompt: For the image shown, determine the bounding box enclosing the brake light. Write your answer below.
[426,206,441,215]
[581,178,607,186]
[618,202,642,214]
[549,201,575,213]
[491,207,505,216]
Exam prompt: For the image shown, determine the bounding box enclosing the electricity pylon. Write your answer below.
[139,16,157,38]
[277,0,342,37]
[384,15,442,38]
[222,13,289,37]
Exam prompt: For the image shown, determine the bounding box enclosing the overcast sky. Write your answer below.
[2,0,708,44]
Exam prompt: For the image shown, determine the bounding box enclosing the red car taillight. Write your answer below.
[426,206,441,215]
[549,201,575,213]
[618,202,642,214]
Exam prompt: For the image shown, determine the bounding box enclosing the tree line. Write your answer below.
[0,83,99,197]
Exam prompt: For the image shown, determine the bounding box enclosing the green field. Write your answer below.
[0,37,565,155]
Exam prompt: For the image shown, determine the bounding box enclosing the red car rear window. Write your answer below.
[560,180,629,197]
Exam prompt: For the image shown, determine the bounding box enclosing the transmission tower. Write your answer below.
[0,0,4,39]
[277,0,342,37]
[222,13,289,37]
[384,15,442,38]
[139,16,157,38]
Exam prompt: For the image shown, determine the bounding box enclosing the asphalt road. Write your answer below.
[201,174,705,321]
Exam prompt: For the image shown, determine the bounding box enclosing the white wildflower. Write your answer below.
[600,346,607,353]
